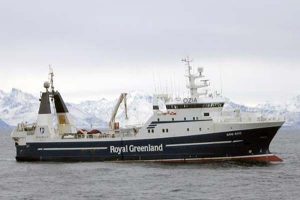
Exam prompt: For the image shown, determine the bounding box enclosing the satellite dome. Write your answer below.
[197,67,203,73]
[44,81,50,89]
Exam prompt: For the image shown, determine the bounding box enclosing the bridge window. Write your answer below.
[153,105,159,110]
[187,128,190,132]
[184,117,186,121]
[166,103,224,109]
[151,129,154,133]
[148,129,150,133]
[162,129,165,133]
[157,118,160,122]
[199,128,202,131]
[193,117,195,120]
[166,129,169,133]
[172,118,174,121]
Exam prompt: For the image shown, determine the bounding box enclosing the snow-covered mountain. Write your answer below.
[0,89,153,129]
[1,88,300,129]
[73,91,153,128]
[224,97,300,127]
[0,89,106,128]
[0,88,39,125]
[0,119,12,131]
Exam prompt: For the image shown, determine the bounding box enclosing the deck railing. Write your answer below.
[215,110,285,123]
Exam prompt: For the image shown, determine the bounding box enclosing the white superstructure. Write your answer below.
[11,58,285,163]
[12,58,284,142]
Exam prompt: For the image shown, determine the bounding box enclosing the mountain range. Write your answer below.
[0,119,11,131]
[0,88,300,130]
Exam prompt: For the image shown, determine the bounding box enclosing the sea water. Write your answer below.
[0,128,299,200]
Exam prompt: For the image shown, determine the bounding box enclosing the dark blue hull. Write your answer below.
[15,126,282,162]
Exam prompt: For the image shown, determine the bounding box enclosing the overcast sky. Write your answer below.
[0,0,299,105]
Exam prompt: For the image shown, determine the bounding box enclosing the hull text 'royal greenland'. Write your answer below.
[11,59,285,163]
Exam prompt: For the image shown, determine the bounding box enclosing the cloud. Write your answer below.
[0,0,299,105]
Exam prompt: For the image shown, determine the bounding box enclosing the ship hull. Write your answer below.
[15,126,282,163]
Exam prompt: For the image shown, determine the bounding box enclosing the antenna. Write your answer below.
[219,66,223,96]
[165,80,168,95]
[181,56,193,76]
[152,72,157,94]
[158,75,162,94]
[171,74,175,99]
[49,65,54,93]
[48,65,55,103]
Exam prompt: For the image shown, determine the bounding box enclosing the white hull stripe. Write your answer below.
[144,154,277,162]
[38,147,108,151]
[166,140,243,147]
[36,141,243,150]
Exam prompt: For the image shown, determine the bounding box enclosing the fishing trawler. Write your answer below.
[11,58,284,163]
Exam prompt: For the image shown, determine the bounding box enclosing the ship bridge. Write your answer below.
[153,57,225,114]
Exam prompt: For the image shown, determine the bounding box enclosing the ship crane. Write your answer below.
[109,93,128,132]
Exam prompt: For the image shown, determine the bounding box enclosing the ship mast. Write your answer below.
[49,65,55,100]
[182,57,210,98]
